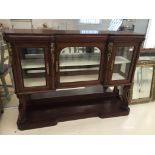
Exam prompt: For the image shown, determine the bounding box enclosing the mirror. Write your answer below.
[112,46,134,80]
[20,48,46,87]
[130,62,155,104]
[59,47,101,83]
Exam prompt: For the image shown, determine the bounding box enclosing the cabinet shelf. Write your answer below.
[60,74,98,83]
[27,70,45,73]
[112,73,125,80]
[21,56,130,70]
[60,60,100,67]
[24,77,46,87]
[19,95,129,130]
[21,59,45,69]
[25,54,44,59]
[60,67,99,72]
[115,56,130,64]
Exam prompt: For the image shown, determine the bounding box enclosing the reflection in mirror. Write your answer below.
[132,66,153,100]
[20,48,46,87]
[112,46,134,80]
[59,47,101,83]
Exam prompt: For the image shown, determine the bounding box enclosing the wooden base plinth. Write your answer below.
[17,95,129,130]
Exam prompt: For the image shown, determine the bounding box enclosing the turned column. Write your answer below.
[17,95,28,126]
[119,85,131,110]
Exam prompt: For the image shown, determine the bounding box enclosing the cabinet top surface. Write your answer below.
[4,29,145,36]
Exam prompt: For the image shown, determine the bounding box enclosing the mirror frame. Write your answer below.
[129,60,155,104]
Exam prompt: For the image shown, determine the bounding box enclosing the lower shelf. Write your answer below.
[17,95,130,130]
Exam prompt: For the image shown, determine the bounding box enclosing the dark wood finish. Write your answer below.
[17,94,129,130]
[4,29,145,130]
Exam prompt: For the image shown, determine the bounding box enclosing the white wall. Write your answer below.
[144,19,155,48]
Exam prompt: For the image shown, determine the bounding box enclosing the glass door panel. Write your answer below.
[20,48,47,87]
[59,47,101,83]
[112,46,134,81]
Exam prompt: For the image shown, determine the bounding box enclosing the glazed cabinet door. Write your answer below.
[55,43,106,88]
[16,45,51,91]
[107,42,139,85]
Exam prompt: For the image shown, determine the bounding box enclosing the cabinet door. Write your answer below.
[108,43,138,84]
[17,45,50,91]
[56,43,105,88]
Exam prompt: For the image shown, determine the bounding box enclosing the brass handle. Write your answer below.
[46,63,49,75]
[51,43,55,66]
[111,61,114,70]
[107,42,113,62]
[107,53,111,61]
[51,43,54,51]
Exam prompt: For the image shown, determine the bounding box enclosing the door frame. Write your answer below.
[106,42,139,85]
[55,42,106,89]
[14,43,51,92]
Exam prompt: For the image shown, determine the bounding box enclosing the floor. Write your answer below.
[0,101,155,135]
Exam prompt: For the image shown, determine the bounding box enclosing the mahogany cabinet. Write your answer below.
[4,29,145,130]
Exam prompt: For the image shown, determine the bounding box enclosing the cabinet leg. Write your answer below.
[17,96,27,125]
[113,86,119,95]
[120,85,130,110]
[103,86,108,92]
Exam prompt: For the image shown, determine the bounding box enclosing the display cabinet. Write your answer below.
[4,29,145,130]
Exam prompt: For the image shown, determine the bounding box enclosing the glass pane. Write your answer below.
[20,48,46,87]
[132,66,153,99]
[112,46,134,80]
[59,47,101,83]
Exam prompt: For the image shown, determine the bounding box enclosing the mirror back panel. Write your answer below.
[59,46,101,83]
